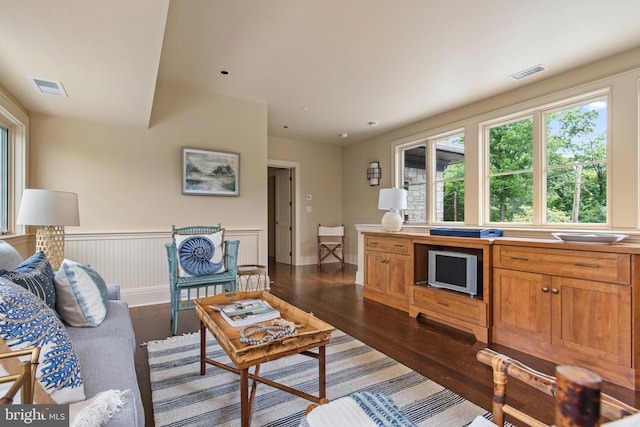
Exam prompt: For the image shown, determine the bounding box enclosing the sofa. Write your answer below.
[0,241,143,427]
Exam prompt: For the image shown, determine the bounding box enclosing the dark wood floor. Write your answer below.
[130,261,640,427]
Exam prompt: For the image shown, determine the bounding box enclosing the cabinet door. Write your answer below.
[493,268,551,345]
[386,254,411,300]
[364,251,387,293]
[552,276,632,367]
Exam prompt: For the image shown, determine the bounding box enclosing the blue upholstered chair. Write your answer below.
[165,225,239,335]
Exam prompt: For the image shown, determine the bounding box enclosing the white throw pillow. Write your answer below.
[70,389,129,427]
[174,230,226,277]
[54,259,109,327]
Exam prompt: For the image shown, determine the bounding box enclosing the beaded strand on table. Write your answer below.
[239,319,299,346]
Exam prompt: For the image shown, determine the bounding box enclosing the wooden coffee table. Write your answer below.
[194,291,334,427]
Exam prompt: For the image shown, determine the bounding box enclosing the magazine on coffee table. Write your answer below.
[210,298,281,327]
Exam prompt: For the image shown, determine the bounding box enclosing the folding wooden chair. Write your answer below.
[317,224,344,269]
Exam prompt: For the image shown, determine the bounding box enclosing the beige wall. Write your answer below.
[28,81,269,261]
[268,136,342,265]
[342,47,640,262]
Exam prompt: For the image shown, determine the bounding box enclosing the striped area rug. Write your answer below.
[147,329,490,426]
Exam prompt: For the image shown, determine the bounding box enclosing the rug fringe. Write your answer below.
[141,331,201,347]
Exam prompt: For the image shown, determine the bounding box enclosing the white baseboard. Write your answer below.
[122,285,169,307]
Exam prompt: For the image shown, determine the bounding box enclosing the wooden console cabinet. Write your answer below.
[410,236,492,343]
[362,232,492,342]
[361,231,640,390]
[363,234,411,311]
[492,241,638,389]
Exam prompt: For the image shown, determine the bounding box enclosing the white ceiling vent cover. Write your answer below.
[510,65,548,80]
[29,76,68,96]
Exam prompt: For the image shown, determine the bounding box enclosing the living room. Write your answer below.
[2,1,640,426]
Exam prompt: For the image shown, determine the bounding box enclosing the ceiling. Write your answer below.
[2,1,640,145]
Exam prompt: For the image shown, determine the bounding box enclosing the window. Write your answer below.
[399,132,465,224]
[434,135,465,222]
[545,100,607,223]
[0,125,7,233]
[488,117,534,222]
[402,145,426,222]
[486,94,608,225]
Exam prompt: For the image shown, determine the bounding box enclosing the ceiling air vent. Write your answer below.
[29,76,68,96]
[510,65,548,80]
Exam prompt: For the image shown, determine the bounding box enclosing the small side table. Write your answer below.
[237,265,269,291]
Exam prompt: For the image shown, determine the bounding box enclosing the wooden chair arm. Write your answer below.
[0,346,40,404]
[477,348,638,427]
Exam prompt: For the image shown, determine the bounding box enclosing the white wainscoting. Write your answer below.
[65,229,264,307]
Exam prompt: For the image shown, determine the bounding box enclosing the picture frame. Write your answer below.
[182,147,240,196]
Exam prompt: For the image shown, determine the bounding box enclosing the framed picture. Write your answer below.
[182,147,240,196]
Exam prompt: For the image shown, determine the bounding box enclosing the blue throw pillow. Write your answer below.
[0,279,85,403]
[0,251,56,310]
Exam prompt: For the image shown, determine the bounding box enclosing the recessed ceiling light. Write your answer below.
[339,133,349,138]
[368,121,379,127]
[219,69,230,76]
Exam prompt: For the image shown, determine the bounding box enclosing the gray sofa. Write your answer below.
[0,241,143,427]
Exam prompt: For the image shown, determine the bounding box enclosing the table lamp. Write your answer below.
[17,189,79,270]
[378,188,407,232]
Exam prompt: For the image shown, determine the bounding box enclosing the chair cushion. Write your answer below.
[0,279,85,404]
[54,259,109,327]
[0,251,56,310]
[174,230,226,277]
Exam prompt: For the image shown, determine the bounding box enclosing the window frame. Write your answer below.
[394,128,465,225]
[0,89,28,236]
[481,89,611,227]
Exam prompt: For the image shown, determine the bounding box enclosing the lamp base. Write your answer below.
[35,226,66,270]
[381,210,403,232]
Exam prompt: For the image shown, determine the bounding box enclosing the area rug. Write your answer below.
[147,329,490,426]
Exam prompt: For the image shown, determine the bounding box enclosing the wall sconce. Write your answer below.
[367,161,381,186]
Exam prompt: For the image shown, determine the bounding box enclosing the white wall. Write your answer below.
[342,47,640,262]
[268,136,343,265]
[29,81,268,236]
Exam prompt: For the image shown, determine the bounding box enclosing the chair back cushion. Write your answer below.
[318,226,344,237]
[174,229,226,277]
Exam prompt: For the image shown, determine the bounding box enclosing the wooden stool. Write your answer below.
[237,265,269,291]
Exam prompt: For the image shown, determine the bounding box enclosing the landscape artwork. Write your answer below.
[182,147,240,196]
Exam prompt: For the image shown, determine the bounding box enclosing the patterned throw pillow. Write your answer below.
[0,279,85,404]
[54,259,109,327]
[174,230,226,277]
[0,251,56,310]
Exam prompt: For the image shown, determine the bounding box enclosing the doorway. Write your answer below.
[268,166,295,265]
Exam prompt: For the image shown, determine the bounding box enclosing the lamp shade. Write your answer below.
[17,189,80,226]
[378,188,407,211]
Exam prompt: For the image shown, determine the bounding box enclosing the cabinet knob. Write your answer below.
[551,288,559,294]
[542,287,549,293]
